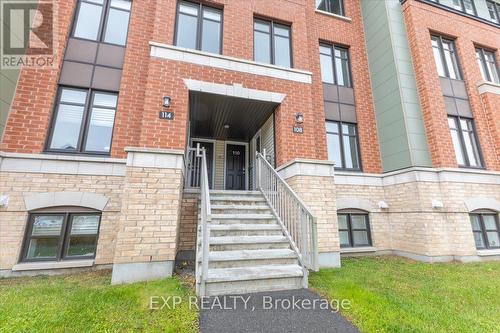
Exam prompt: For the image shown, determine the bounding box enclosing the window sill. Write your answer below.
[12,260,94,271]
[477,249,500,257]
[477,81,500,95]
[315,9,352,22]
[340,246,376,254]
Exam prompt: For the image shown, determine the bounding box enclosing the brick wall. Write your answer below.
[178,193,198,252]
[1,0,383,173]
[402,0,500,170]
[0,172,123,270]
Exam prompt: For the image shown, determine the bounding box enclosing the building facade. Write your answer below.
[0,0,499,283]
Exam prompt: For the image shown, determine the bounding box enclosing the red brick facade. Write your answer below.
[1,0,382,173]
[402,0,500,171]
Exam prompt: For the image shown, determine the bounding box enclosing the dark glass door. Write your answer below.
[225,144,246,190]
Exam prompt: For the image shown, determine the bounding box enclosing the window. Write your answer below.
[486,0,500,23]
[447,116,482,168]
[326,121,361,170]
[21,211,101,262]
[316,0,344,16]
[475,48,499,84]
[338,212,372,248]
[431,35,462,80]
[452,0,476,15]
[470,212,500,249]
[174,1,222,54]
[47,87,118,154]
[254,19,292,68]
[320,44,351,87]
[73,0,132,46]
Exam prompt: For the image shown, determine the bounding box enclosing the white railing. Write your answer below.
[192,145,211,296]
[185,147,202,188]
[256,151,318,272]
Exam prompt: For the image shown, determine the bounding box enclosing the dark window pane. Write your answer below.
[67,236,97,257]
[463,0,475,14]
[316,0,327,11]
[26,238,59,259]
[473,231,485,248]
[327,132,342,168]
[351,215,367,229]
[74,2,103,40]
[85,93,117,153]
[71,215,100,234]
[274,35,291,68]
[486,232,500,248]
[331,0,342,15]
[483,215,498,230]
[103,7,130,45]
[339,231,350,246]
[338,214,348,229]
[32,215,64,236]
[176,7,198,49]
[254,30,271,64]
[353,231,369,246]
[50,104,85,151]
[470,215,482,231]
[201,17,221,54]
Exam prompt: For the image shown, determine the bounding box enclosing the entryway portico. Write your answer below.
[184,79,282,191]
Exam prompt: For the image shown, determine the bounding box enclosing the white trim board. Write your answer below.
[150,42,312,84]
[224,141,249,191]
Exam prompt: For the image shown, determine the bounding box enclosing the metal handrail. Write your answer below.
[192,144,211,296]
[256,151,318,272]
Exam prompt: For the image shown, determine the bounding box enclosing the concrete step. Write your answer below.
[207,249,298,268]
[212,213,275,220]
[211,204,270,210]
[209,190,261,195]
[210,224,282,237]
[210,218,278,225]
[209,235,290,251]
[205,276,303,296]
[210,196,266,203]
[206,264,303,283]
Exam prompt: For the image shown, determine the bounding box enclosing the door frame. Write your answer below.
[224,141,249,190]
[249,130,261,190]
[190,137,216,189]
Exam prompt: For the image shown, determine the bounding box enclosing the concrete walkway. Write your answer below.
[199,289,360,333]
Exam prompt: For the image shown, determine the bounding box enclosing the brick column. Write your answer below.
[277,159,340,268]
[111,148,184,284]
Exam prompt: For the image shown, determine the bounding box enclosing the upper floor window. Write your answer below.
[73,0,132,46]
[447,116,482,168]
[316,0,344,16]
[476,48,500,84]
[326,121,361,170]
[320,44,351,87]
[254,19,292,68]
[431,35,462,80]
[174,1,222,54]
[486,0,500,23]
[20,209,101,262]
[338,211,372,248]
[47,87,118,155]
[452,0,476,15]
[470,212,500,249]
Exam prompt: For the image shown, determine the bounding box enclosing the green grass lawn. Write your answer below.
[0,270,198,333]
[310,256,500,333]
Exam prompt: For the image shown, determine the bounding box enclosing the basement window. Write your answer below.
[470,211,500,249]
[338,211,372,248]
[20,209,101,262]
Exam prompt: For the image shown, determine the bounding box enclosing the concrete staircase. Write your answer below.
[197,190,305,296]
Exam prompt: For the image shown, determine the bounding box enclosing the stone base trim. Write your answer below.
[318,252,341,268]
[111,261,174,284]
[12,260,94,271]
[277,159,335,179]
[1,263,111,278]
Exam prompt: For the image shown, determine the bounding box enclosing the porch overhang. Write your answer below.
[186,80,283,141]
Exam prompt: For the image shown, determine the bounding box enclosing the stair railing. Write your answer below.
[256,151,318,274]
[192,144,211,296]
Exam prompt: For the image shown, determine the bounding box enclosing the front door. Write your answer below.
[191,140,214,189]
[226,144,246,190]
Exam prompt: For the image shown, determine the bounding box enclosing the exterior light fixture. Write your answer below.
[431,199,444,209]
[295,112,304,124]
[224,124,230,129]
[378,201,389,209]
[163,96,171,108]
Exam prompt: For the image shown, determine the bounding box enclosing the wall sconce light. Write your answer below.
[0,195,9,207]
[431,199,444,209]
[163,96,171,108]
[295,112,304,124]
[378,201,389,209]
